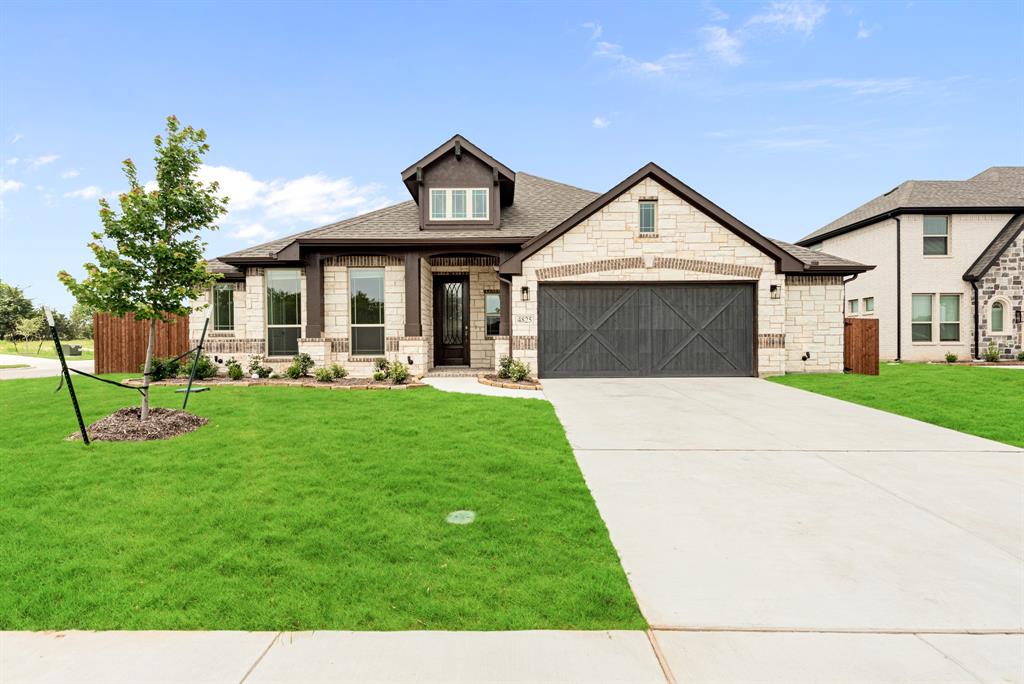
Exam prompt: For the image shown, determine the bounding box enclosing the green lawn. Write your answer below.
[770,363,1024,448]
[0,377,643,631]
[0,338,94,360]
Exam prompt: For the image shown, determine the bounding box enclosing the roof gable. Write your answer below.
[964,213,1024,281]
[400,134,515,204]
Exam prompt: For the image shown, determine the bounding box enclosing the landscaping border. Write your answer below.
[477,374,544,391]
[123,377,428,391]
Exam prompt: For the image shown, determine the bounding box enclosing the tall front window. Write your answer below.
[212,283,234,331]
[923,216,949,255]
[939,294,960,342]
[350,268,385,356]
[912,294,933,342]
[267,269,301,356]
[992,301,1005,333]
[639,200,657,233]
[484,292,501,336]
[429,188,488,221]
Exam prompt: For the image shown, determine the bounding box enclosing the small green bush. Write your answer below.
[944,352,958,364]
[497,355,513,379]
[314,366,334,382]
[247,355,271,378]
[184,352,217,379]
[329,363,348,379]
[372,370,387,382]
[284,362,303,379]
[388,360,409,384]
[507,359,531,382]
[292,353,314,376]
[144,355,181,381]
[983,342,1000,363]
[227,361,244,381]
[1018,351,1024,362]
[373,357,390,373]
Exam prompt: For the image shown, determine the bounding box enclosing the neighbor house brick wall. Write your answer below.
[784,275,845,372]
[978,230,1023,359]
[513,176,788,376]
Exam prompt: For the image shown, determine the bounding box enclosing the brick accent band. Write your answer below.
[653,257,762,279]
[429,256,498,267]
[786,275,844,286]
[198,338,265,354]
[758,333,786,349]
[512,336,537,350]
[324,255,403,267]
[329,338,349,353]
[537,257,643,280]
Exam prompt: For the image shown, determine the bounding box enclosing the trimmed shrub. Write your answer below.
[983,342,1000,363]
[314,366,334,382]
[388,360,409,384]
[944,352,958,364]
[144,355,181,381]
[247,355,271,378]
[1018,351,1024,362]
[292,352,314,376]
[372,370,387,382]
[329,363,348,379]
[227,361,244,381]
[373,357,390,374]
[507,359,531,382]
[497,355,513,379]
[184,352,217,379]
[284,362,303,379]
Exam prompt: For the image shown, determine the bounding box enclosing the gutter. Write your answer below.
[895,215,902,361]
[971,281,980,359]
[842,273,859,315]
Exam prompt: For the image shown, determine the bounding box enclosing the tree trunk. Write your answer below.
[141,318,156,421]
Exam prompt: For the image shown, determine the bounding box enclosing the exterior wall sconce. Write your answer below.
[521,286,530,301]
[770,284,781,299]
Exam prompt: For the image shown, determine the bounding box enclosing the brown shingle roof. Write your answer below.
[964,213,1024,281]
[799,166,1024,245]
[218,172,599,261]
[769,239,870,272]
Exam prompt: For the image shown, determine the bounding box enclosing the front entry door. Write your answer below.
[434,275,470,366]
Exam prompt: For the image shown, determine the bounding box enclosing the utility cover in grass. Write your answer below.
[446,510,476,525]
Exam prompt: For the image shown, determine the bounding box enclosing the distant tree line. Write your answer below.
[0,280,94,351]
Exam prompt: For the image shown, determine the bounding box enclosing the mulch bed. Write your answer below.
[125,377,421,389]
[479,374,543,390]
[69,407,208,442]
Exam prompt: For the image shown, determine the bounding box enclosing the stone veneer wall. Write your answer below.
[512,176,790,376]
[783,275,845,373]
[978,231,1023,359]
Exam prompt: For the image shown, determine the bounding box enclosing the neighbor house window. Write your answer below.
[350,268,385,356]
[923,216,949,255]
[639,200,656,233]
[939,294,960,342]
[212,283,234,331]
[863,297,875,314]
[912,294,933,342]
[429,188,488,221]
[992,301,1005,333]
[267,269,301,356]
[848,299,860,315]
[484,292,501,336]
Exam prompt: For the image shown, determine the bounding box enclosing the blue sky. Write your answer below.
[2,0,1022,311]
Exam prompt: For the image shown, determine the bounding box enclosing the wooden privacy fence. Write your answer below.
[844,317,879,375]
[93,312,191,374]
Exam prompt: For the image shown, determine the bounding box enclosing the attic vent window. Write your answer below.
[430,188,489,221]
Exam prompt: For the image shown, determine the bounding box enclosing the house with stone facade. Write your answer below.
[798,167,1023,361]
[191,135,871,379]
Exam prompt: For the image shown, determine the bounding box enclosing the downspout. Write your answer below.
[971,280,980,359]
[894,215,902,361]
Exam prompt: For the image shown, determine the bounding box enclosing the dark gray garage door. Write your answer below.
[538,283,755,378]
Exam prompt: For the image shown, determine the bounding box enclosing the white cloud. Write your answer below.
[60,169,80,179]
[195,164,267,210]
[64,185,102,199]
[701,26,744,64]
[790,77,916,95]
[748,1,827,35]
[0,179,25,194]
[28,154,59,170]
[9,134,23,144]
[856,21,873,39]
[261,174,383,223]
[704,2,729,21]
[594,41,691,75]
[5,157,18,166]
[229,222,278,243]
[582,21,603,40]
[592,116,610,129]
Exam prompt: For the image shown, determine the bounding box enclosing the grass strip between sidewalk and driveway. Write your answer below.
[0,377,644,631]
[769,363,1024,448]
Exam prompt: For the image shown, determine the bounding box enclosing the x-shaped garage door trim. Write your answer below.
[544,287,637,372]
[650,288,744,371]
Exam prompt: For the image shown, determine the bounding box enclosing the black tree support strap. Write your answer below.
[181,317,209,410]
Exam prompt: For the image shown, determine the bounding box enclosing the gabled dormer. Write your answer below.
[401,134,516,230]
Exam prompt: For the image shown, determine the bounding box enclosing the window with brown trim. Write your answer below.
[484,292,501,336]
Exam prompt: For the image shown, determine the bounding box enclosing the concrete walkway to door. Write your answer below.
[544,377,1024,683]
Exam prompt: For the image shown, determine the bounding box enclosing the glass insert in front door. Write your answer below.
[442,281,464,345]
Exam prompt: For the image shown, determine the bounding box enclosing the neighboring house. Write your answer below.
[191,135,869,378]
[799,167,1024,361]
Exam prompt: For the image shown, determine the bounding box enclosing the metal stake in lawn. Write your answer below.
[180,317,210,411]
[45,306,89,444]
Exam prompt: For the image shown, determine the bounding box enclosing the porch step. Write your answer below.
[423,367,491,378]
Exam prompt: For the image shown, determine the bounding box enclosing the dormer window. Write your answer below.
[429,188,489,221]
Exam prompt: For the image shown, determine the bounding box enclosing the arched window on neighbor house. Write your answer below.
[991,301,1005,333]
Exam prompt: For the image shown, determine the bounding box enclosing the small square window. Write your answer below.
[863,297,874,313]
[639,201,656,233]
[484,292,501,336]
[923,216,949,256]
[848,299,860,315]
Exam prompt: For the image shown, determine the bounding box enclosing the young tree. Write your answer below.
[69,301,95,339]
[15,313,44,353]
[0,281,34,341]
[59,116,228,420]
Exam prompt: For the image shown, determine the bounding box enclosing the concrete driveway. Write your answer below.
[0,353,93,380]
[544,377,1024,683]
